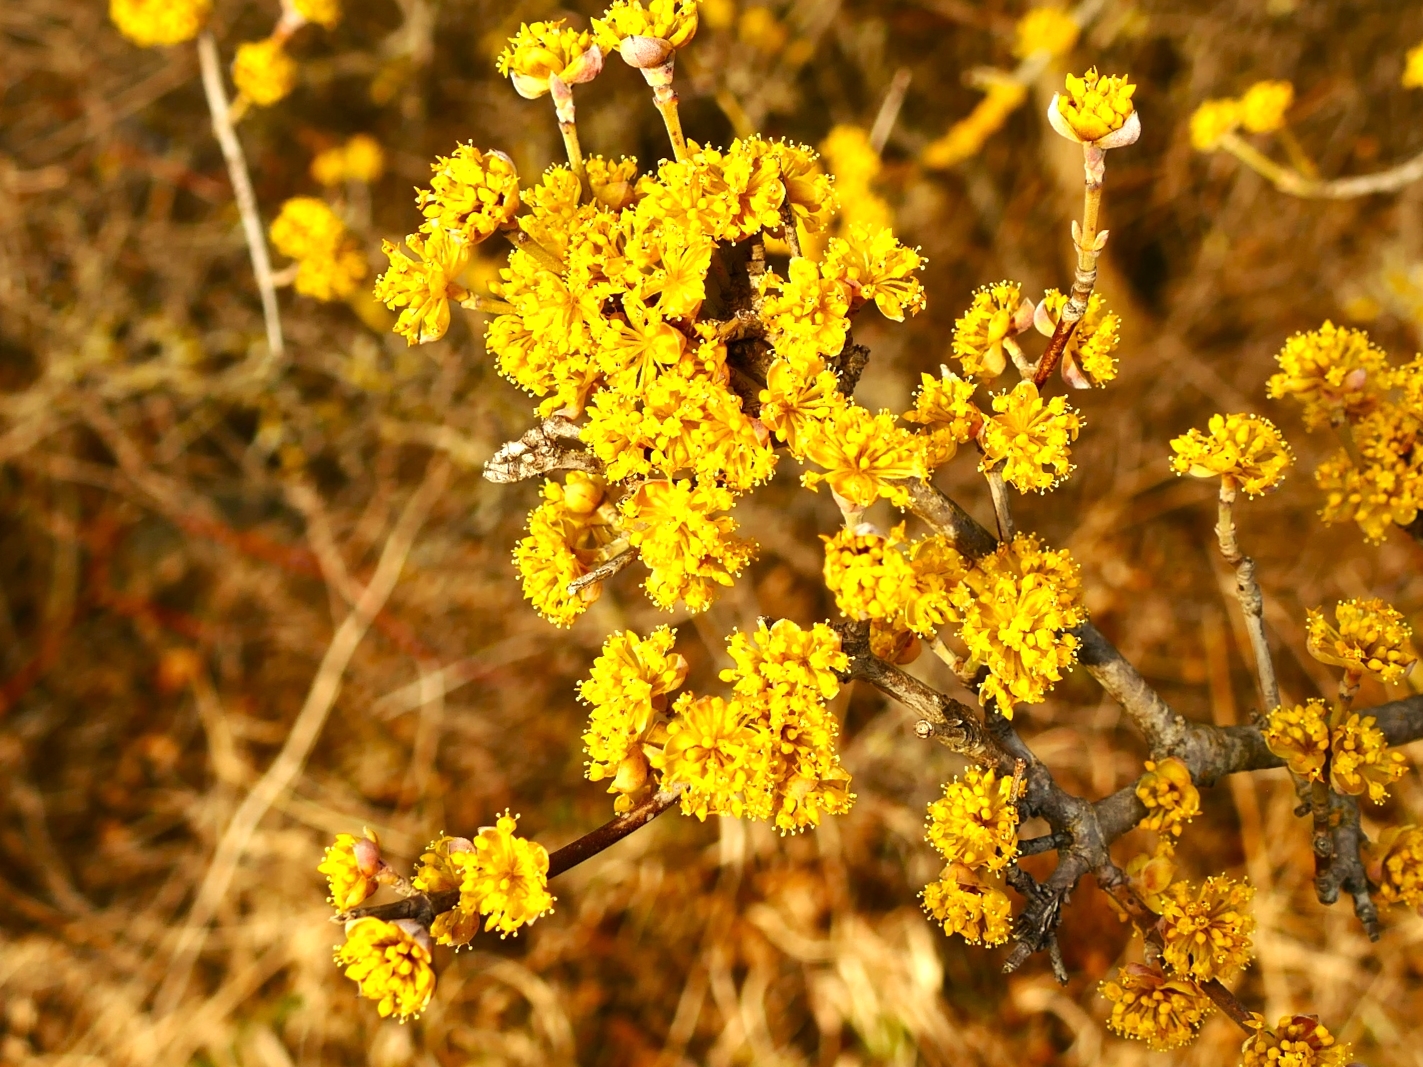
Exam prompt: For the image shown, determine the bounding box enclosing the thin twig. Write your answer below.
[985,461,1015,540]
[568,546,636,595]
[1219,131,1423,199]
[196,33,284,362]
[1214,479,1280,712]
[868,68,913,155]
[154,458,451,1015]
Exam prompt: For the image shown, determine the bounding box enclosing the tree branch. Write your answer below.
[483,416,602,484]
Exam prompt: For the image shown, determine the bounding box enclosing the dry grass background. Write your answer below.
[5,0,1423,1063]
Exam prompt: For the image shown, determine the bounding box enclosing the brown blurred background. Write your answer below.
[4,0,1423,1063]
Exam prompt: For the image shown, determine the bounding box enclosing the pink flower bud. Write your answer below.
[351,835,382,876]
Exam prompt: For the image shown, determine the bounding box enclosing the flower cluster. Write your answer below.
[1100,963,1214,1050]
[1189,80,1294,150]
[1049,68,1140,147]
[232,37,298,108]
[269,197,368,302]
[110,0,209,47]
[1134,757,1201,847]
[512,472,619,627]
[334,918,437,1021]
[1364,825,1423,912]
[1263,698,1407,803]
[424,814,556,944]
[902,368,982,466]
[925,768,1019,873]
[952,281,1034,379]
[1170,413,1293,496]
[311,134,386,186]
[578,626,689,810]
[821,523,965,636]
[318,828,386,910]
[952,533,1087,715]
[1269,322,1423,541]
[1240,1015,1353,1067]
[979,381,1082,492]
[1156,875,1256,982]
[1307,597,1415,683]
[920,867,1014,946]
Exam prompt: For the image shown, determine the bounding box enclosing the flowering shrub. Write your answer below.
[71,0,1423,1060]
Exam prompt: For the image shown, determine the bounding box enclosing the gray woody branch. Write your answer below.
[875,480,1423,968]
[483,416,602,484]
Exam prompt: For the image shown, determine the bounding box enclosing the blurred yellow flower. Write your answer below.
[1238,79,1293,134]
[1012,6,1079,59]
[232,38,298,108]
[1189,98,1241,151]
[293,0,341,29]
[110,0,209,47]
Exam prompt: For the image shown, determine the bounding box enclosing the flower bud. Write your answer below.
[561,472,606,515]
[612,751,650,795]
[619,34,674,68]
[351,833,382,877]
[393,918,436,954]
[562,44,604,85]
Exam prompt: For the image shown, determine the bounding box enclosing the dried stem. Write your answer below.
[779,203,802,259]
[559,120,587,193]
[1215,478,1280,712]
[196,33,284,362]
[1219,131,1423,199]
[155,458,451,1015]
[868,68,913,154]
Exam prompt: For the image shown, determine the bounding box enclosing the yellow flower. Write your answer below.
[760,257,852,365]
[318,829,384,910]
[758,357,848,457]
[512,474,617,627]
[448,813,555,938]
[579,627,689,802]
[979,381,1082,493]
[1267,321,1390,430]
[496,20,603,99]
[925,768,1019,873]
[922,81,1028,170]
[765,140,838,233]
[654,693,762,820]
[1240,1015,1353,1067]
[1329,711,1407,803]
[821,523,964,636]
[821,223,926,322]
[585,370,775,490]
[1033,289,1121,385]
[586,155,643,211]
[1315,403,1423,542]
[1406,42,1423,89]
[1364,825,1423,911]
[110,0,209,46]
[1169,413,1293,496]
[720,618,855,832]
[902,370,982,468]
[921,865,1012,945]
[1189,97,1241,151]
[597,294,689,393]
[268,197,367,301]
[594,0,700,61]
[374,229,471,345]
[1238,80,1294,134]
[952,281,1031,379]
[293,0,341,29]
[1100,963,1212,1050]
[1013,6,1079,59]
[1263,700,1331,782]
[232,38,298,108]
[799,404,930,508]
[413,835,471,895]
[1135,757,1201,844]
[1306,597,1415,683]
[952,533,1086,716]
[417,143,520,244]
[335,918,437,1020]
[620,479,755,613]
[1048,68,1140,148]
[312,134,386,186]
[1157,875,1256,982]
[821,125,891,229]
